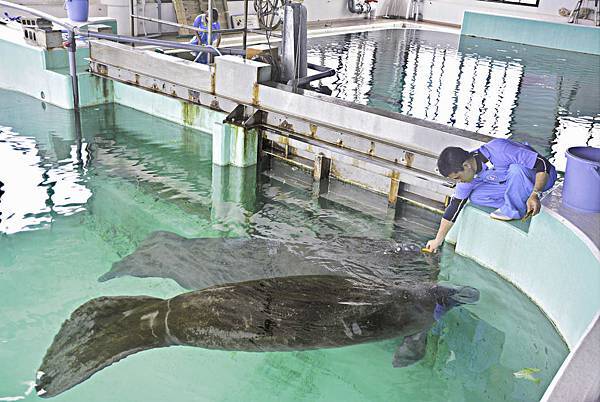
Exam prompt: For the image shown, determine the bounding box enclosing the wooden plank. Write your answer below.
[172,0,231,35]
[172,0,201,35]
[199,0,230,28]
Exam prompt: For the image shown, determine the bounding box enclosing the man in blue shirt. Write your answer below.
[189,8,221,64]
[425,138,557,252]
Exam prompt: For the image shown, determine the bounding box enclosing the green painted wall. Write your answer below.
[462,11,600,56]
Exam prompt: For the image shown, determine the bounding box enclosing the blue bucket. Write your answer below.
[563,146,600,213]
[65,0,89,22]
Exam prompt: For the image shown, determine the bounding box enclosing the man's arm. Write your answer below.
[426,218,454,252]
[425,197,468,252]
[526,155,552,216]
[527,171,549,216]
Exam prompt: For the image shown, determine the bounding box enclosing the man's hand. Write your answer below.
[526,193,541,216]
[425,238,443,253]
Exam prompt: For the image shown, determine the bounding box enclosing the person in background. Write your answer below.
[425,138,557,252]
[189,8,221,64]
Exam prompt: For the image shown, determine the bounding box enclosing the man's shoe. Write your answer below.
[490,210,514,221]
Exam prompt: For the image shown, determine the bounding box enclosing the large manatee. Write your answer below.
[36,275,478,398]
[99,231,437,289]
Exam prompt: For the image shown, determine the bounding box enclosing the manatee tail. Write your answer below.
[36,295,167,398]
[97,270,116,282]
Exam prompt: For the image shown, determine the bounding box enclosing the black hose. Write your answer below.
[287,63,336,87]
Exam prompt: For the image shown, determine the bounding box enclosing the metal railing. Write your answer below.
[0,0,334,109]
[0,0,247,110]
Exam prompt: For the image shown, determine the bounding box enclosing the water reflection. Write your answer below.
[307,29,600,164]
[0,126,91,234]
[551,115,600,171]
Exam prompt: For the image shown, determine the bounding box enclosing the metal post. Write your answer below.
[157,0,162,35]
[68,30,80,110]
[242,0,249,50]
[208,0,213,64]
[130,0,136,36]
[0,1,81,108]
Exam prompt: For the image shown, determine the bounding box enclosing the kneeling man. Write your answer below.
[426,138,557,252]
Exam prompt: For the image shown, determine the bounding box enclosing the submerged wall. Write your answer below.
[446,202,600,401]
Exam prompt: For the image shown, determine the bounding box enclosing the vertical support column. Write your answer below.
[388,171,400,208]
[212,122,258,167]
[67,30,79,110]
[242,0,249,50]
[208,0,213,64]
[280,1,307,85]
[230,125,258,167]
[212,121,231,166]
[312,152,331,197]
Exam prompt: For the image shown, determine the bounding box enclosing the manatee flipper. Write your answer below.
[36,295,168,398]
[392,331,428,368]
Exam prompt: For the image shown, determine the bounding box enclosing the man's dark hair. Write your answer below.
[210,8,219,21]
[437,147,470,177]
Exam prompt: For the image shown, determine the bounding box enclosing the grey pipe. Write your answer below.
[81,30,246,55]
[287,63,335,87]
[243,0,249,50]
[131,15,245,34]
[67,31,80,110]
[208,0,213,64]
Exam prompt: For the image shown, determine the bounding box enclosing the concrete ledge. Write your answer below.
[542,313,600,402]
[461,11,600,55]
[113,81,226,133]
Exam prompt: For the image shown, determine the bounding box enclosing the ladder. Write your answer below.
[569,0,600,26]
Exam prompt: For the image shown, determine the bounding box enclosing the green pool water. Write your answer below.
[0,90,567,401]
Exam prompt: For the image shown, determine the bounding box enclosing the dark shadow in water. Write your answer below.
[36,274,479,398]
[98,232,440,290]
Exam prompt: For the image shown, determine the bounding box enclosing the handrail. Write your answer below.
[130,14,247,35]
[0,0,75,30]
[0,0,80,109]
[80,30,245,55]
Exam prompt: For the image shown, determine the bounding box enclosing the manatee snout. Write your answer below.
[449,286,480,305]
[97,271,117,282]
[435,284,480,308]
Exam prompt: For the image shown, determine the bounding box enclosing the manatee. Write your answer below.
[99,231,437,289]
[35,275,478,398]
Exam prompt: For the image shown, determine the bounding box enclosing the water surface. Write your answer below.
[0,90,568,401]
[308,29,600,170]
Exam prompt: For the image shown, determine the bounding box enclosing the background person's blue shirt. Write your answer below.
[189,15,220,46]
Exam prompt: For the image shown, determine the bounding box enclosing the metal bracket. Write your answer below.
[244,109,266,128]
[224,104,246,125]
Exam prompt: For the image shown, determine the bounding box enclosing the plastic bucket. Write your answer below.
[563,146,600,212]
[65,0,89,22]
